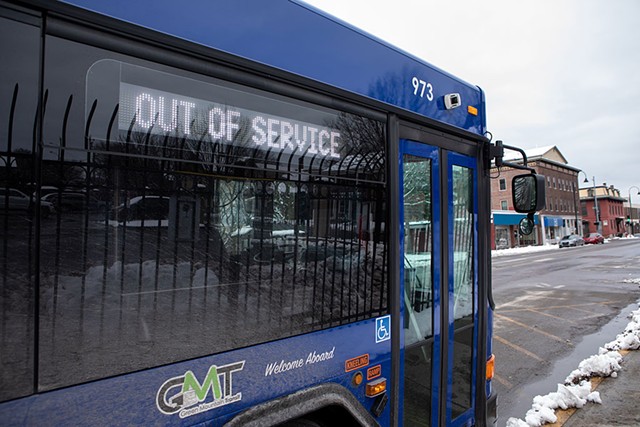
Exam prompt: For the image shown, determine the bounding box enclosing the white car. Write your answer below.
[559,234,584,248]
[0,188,55,217]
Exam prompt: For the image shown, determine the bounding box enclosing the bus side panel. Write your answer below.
[0,319,392,426]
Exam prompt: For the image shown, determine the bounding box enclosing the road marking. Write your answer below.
[494,314,572,345]
[494,335,544,362]
[533,257,554,263]
[499,301,615,313]
[526,308,576,324]
[498,291,550,308]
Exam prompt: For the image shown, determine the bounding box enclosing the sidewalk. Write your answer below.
[555,349,640,427]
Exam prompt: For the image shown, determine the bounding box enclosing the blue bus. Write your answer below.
[0,1,544,425]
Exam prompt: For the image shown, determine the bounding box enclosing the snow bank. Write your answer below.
[492,244,558,258]
[506,301,640,426]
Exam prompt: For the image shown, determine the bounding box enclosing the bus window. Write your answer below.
[0,12,40,403]
[31,37,389,392]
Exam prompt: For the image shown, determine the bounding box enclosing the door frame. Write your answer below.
[391,122,481,426]
[398,138,441,426]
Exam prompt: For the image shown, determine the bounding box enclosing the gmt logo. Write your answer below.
[156,361,245,419]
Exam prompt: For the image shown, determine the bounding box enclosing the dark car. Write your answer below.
[111,196,170,224]
[42,192,107,214]
[584,232,604,244]
[559,234,584,248]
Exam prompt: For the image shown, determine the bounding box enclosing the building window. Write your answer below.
[501,200,508,210]
[499,178,506,191]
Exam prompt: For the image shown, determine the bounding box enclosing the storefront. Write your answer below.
[543,215,564,243]
[492,211,541,249]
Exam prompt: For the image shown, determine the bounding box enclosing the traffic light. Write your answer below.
[627,215,631,224]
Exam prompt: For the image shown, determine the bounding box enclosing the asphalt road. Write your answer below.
[491,239,640,425]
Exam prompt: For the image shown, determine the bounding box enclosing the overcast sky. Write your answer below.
[304,0,640,200]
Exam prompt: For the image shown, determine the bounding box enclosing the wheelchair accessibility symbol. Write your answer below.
[375,315,391,343]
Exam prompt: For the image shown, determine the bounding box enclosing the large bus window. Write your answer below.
[0,11,40,403]
[37,35,388,391]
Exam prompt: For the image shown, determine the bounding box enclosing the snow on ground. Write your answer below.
[492,234,638,259]
[506,300,640,427]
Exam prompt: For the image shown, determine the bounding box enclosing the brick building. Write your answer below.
[579,183,626,237]
[491,146,581,249]
[624,199,640,235]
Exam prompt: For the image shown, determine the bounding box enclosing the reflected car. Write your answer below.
[559,234,585,248]
[584,233,604,245]
[0,188,55,217]
[42,192,107,213]
[111,196,170,224]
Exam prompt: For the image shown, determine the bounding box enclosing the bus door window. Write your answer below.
[450,162,477,422]
[401,149,437,426]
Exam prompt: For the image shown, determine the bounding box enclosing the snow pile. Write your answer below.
[506,382,601,427]
[564,351,622,384]
[622,277,640,285]
[506,302,640,426]
[603,305,640,351]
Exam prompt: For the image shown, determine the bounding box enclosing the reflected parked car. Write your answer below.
[42,192,107,213]
[559,234,584,248]
[584,233,604,244]
[0,188,55,217]
[111,196,170,224]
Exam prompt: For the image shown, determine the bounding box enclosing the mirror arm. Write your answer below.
[501,161,536,173]
[490,140,536,173]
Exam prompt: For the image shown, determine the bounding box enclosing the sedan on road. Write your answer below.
[584,232,605,244]
[559,234,585,248]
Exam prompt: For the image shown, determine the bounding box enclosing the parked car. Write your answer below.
[42,192,107,213]
[0,188,55,217]
[559,234,584,248]
[111,196,170,224]
[584,232,604,244]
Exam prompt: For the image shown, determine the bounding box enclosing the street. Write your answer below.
[491,238,640,424]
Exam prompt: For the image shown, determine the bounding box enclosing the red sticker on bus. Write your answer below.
[345,354,369,372]
[366,365,381,380]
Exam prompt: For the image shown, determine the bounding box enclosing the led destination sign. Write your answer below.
[119,83,342,159]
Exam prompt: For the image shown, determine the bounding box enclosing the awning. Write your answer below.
[493,212,540,226]
[543,216,564,227]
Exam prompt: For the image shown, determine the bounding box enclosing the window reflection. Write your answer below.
[2,35,389,394]
[402,154,434,426]
[451,164,475,419]
[402,155,433,344]
[0,13,40,403]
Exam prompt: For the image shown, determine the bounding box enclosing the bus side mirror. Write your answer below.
[512,174,546,213]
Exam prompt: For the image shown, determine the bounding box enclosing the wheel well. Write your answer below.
[277,405,362,427]
[223,383,378,427]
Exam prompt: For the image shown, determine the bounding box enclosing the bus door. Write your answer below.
[399,136,478,426]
